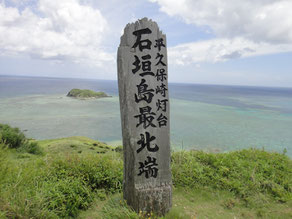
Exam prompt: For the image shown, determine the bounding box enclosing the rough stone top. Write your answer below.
[120,17,165,47]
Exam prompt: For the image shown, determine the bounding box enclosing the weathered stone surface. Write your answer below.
[117,18,172,215]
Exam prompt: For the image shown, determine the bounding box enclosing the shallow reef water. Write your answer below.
[1,75,292,157]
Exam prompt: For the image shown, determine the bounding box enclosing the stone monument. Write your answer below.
[117,18,172,215]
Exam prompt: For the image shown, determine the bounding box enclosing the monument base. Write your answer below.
[124,183,172,216]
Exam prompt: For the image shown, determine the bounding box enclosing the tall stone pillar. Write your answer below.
[117,18,172,215]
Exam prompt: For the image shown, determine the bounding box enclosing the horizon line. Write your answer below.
[1,74,292,89]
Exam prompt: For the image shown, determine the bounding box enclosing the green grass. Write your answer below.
[0,124,291,218]
[170,187,292,219]
[78,187,292,219]
[0,145,123,218]
[171,149,292,203]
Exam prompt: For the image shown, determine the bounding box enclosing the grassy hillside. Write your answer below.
[38,136,116,155]
[0,124,291,218]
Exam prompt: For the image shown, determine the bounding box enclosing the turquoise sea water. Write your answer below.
[1,75,292,157]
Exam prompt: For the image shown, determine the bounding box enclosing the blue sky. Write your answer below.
[0,0,292,87]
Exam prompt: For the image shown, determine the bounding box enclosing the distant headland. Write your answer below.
[67,88,110,99]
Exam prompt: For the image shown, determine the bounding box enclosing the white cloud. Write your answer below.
[151,0,292,43]
[0,0,114,66]
[169,37,292,66]
[151,0,292,64]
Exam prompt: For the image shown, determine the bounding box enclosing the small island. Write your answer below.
[67,88,110,99]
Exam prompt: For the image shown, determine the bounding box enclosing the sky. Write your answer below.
[0,0,292,87]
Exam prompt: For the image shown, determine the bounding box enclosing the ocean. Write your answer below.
[1,75,292,157]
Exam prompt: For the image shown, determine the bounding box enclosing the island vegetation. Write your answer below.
[67,88,109,99]
[0,123,291,218]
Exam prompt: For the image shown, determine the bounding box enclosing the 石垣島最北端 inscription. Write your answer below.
[117,18,172,216]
